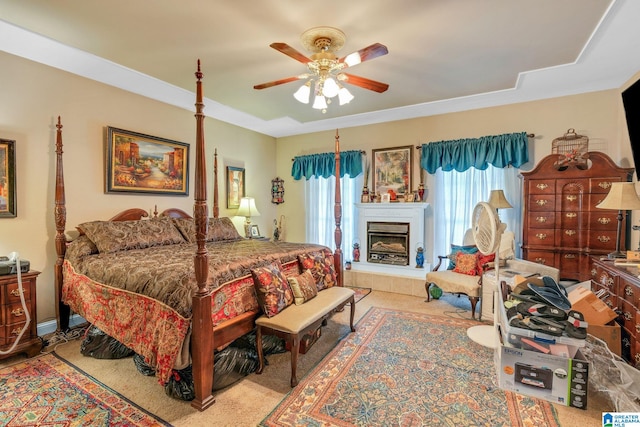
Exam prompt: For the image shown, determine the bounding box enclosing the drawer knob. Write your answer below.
[624,311,633,321]
[11,308,25,317]
[599,181,613,190]
[591,268,597,277]
[566,212,577,218]
[598,217,611,225]
[534,258,547,265]
[10,289,22,297]
[536,183,549,190]
[607,277,615,287]
[597,235,611,243]
[564,253,577,259]
[11,327,22,336]
[535,199,548,206]
[636,324,640,334]
[626,286,634,297]
[535,216,547,223]
[566,195,578,202]
[535,233,548,240]
[565,230,577,236]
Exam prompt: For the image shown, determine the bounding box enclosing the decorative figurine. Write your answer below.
[273,219,280,241]
[345,261,352,270]
[415,245,424,268]
[352,242,361,262]
[418,183,425,202]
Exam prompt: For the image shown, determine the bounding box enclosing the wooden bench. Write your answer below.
[255,286,356,387]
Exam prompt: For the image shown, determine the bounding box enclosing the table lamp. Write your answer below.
[596,182,640,259]
[237,196,261,238]
[488,189,513,210]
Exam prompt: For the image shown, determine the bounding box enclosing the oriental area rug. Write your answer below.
[260,307,560,427]
[0,352,170,427]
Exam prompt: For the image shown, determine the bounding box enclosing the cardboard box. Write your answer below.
[568,287,618,326]
[495,296,589,409]
[588,323,621,357]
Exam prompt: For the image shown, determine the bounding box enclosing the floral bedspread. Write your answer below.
[62,238,330,384]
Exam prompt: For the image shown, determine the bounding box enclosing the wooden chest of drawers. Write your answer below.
[0,271,42,359]
[522,152,633,281]
[591,257,640,366]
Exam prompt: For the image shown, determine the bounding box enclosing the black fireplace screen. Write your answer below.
[367,222,410,265]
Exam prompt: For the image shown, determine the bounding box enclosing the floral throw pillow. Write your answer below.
[447,244,478,270]
[287,270,318,305]
[476,252,496,273]
[298,251,337,291]
[453,252,478,276]
[251,261,294,317]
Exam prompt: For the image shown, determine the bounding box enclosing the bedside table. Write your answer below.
[0,271,42,359]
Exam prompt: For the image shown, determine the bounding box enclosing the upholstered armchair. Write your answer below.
[425,230,559,320]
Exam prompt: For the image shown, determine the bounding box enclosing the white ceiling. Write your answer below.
[1,0,639,138]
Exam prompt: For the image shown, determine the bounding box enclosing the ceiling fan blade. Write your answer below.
[341,73,389,93]
[270,42,312,64]
[339,43,388,67]
[253,75,305,90]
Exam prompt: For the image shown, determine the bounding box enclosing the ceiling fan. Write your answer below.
[253,26,389,113]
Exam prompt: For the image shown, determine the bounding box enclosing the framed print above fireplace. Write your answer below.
[372,145,412,197]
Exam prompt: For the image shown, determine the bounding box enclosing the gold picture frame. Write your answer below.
[226,166,245,209]
[105,127,189,195]
[372,145,412,197]
[0,139,16,217]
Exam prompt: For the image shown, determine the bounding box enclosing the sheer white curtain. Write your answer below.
[432,165,522,262]
[304,174,363,252]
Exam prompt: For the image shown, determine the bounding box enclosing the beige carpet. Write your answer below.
[3,291,610,426]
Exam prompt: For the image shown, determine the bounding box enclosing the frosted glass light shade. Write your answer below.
[312,95,328,110]
[293,82,311,104]
[322,77,339,98]
[338,87,354,105]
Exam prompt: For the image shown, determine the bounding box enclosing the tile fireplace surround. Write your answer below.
[345,202,429,297]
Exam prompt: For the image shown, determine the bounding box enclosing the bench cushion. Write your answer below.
[256,287,355,334]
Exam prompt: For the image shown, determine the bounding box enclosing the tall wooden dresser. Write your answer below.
[521,152,633,281]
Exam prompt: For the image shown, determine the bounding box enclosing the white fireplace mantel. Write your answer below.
[353,202,429,278]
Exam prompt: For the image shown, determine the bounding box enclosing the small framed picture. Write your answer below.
[381,193,391,203]
[250,224,261,237]
[406,193,415,202]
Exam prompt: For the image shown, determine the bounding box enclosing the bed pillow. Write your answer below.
[78,216,186,254]
[298,251,337,291]
[172,217,242,243]
[251,261,294,317]
[447,244,478,270]
[453,252,478,276]
[287,270,318,305]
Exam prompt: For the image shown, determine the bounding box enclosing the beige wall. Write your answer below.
[276,89,636,261]
[0,52,276,326]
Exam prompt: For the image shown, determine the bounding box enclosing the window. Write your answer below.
[304,174,362,251]
[432,165,521,262]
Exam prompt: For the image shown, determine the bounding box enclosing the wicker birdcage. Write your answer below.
[552,128,589,170]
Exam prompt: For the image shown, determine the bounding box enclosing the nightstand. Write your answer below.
[0,271,42,359]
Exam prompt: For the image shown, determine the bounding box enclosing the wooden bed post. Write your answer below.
[54,116,70,332]
[334,129,344,286]
[191,60,215,411]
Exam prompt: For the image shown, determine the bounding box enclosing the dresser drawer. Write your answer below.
[588,210,619,230]
[523,250,556,268]
[620,299,638,337]
[527,212,556,229]
[528,179,555,195]
[0,322,30,344]
[619,278,640,310]
[557,191,585,213]
[591,262,618,293]
[590,177,623,194]
[588,229,619,251]
[528,229,556,246]
[1,281,32,305]
[528,195,555,212]
[2,300,32,325]
[559,228,582,248]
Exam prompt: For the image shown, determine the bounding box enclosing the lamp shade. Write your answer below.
[488,189,513,209]
[596,182,640,210]
[236,197,261,218]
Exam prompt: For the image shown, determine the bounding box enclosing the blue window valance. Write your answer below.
[291,150,363,181]
[420,132,529,174]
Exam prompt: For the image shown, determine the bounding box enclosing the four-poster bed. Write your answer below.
[53,61,345,411]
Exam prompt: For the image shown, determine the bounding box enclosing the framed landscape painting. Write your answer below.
[105,127,189,195]
[372,145,412,197]
[0,139,16,217]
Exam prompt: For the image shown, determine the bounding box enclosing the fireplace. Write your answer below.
[367,221,410,265]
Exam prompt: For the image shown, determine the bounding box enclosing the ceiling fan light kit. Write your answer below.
[254,26,389,114]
